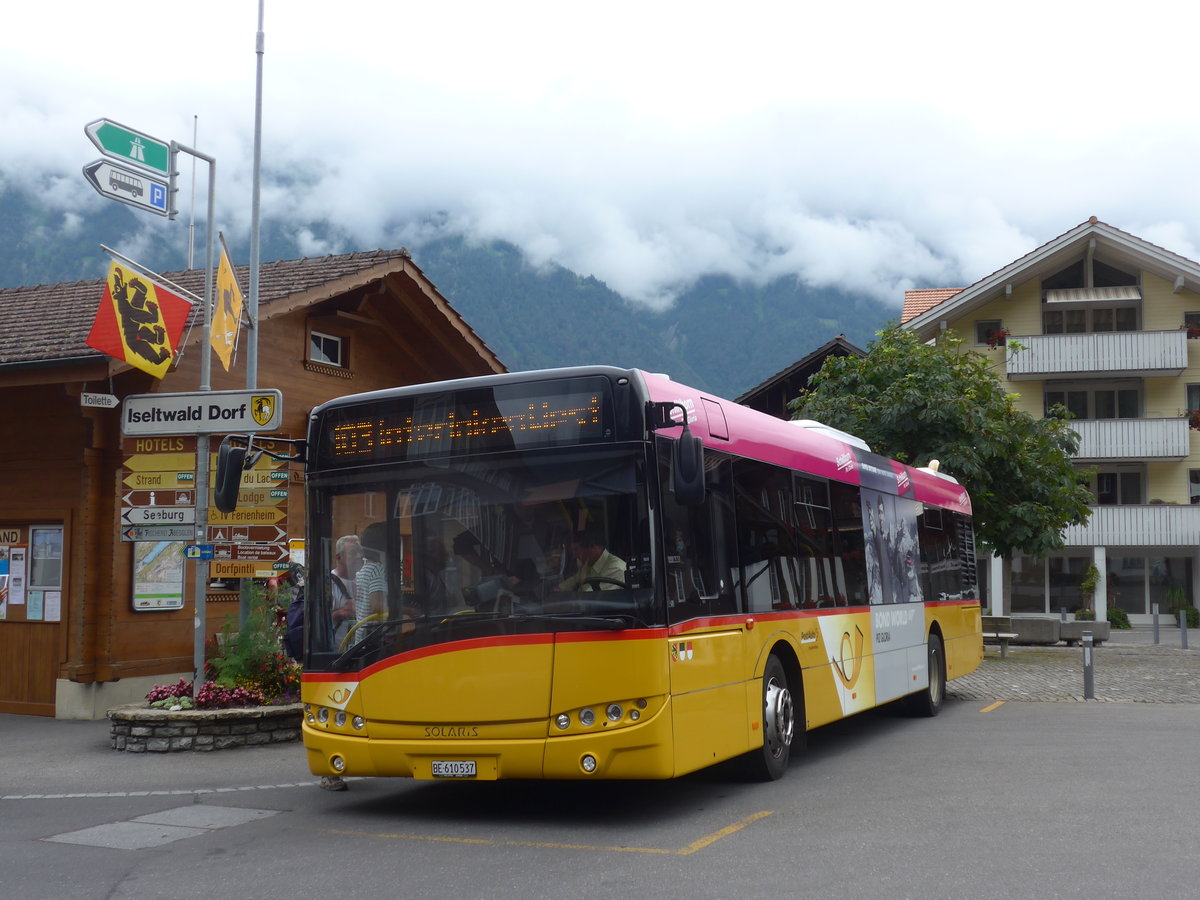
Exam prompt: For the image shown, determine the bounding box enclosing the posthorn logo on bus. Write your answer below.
[121,389,284,436]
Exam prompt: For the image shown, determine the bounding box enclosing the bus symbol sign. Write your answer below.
[83,159,171,217]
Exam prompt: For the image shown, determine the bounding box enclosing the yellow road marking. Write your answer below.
[980,701,1005,713]
[677,810,774,855]
[326,809,774,856]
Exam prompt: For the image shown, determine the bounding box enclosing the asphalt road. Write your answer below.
[3,638,1198,899]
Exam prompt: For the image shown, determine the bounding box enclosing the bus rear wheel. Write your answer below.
[906,632,945,717]
[741,654,795,781]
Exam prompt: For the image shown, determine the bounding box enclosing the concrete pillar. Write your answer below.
[1093,545,1108,623]
[989,553,1005,615]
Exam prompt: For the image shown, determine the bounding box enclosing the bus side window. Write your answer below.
[829,481,866,607]
[734,459,803,613]
[794,476,839,608]
[658,440,737,619]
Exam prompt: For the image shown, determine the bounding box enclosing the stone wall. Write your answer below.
[108,704,303,752]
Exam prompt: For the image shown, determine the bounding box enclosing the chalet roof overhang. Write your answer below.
[258,259,502,376]
[734,335,865,403]
[0,248,503,388]
[906,218,1200,340]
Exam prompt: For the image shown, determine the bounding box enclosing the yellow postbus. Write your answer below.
[222,366,982,781]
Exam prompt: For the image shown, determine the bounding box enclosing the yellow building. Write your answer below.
[903,217,1200,623]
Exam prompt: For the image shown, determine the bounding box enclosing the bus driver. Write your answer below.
[557,528,626,591]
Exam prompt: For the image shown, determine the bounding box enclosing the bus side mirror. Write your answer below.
[213,438,247,514]
[672,433,705,506]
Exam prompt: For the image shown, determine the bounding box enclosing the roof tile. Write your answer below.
[0,248,415,367]
[901,288,963,323]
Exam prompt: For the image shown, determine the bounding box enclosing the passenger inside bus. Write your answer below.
[330,533,363,646]
[355,522,388,622]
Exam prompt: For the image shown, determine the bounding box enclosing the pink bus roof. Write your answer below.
[639,370,972,515]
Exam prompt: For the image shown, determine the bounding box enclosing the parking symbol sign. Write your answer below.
[149,183,167,212]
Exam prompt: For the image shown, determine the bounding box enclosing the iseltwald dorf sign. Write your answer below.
[122,389,283,436]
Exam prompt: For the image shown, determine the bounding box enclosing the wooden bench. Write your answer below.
[981,615,1019,659]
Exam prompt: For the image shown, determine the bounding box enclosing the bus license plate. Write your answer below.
[431,760,476,778]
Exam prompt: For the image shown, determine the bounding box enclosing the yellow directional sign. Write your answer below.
[222,486,288,507]
[123,452,196,473]
[233,468,290,488]
[210,560,285,580]
[207,506,288,526]
[123,470,197,490]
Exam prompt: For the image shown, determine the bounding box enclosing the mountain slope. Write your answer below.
[0,187,892,398]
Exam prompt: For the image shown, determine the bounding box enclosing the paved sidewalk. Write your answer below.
[949,626,1200,703]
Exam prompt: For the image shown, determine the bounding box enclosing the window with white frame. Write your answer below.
[1044,382,1140,420]
[1187,384,1200,412]
[310,330,344,367]
[1090,467,1143,505]
[1043,306,1137,334]
[974,319,1006,346]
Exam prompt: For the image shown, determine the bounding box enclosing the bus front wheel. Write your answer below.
[906,632,945,717]
[741,654,795,781]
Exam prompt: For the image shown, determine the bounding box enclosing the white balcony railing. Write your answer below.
[1005,330,1188,380]
[1063,504,1200,548]
[1070,418,1191,461]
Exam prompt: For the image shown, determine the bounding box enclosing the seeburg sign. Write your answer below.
[122,389,284,436]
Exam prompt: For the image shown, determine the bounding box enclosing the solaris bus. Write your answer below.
[215,366,982,782]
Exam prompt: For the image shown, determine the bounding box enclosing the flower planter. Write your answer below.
[108,703,303,753]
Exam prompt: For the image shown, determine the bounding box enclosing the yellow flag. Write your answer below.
[211,244,244,371]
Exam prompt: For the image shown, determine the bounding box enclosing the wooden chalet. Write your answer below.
[735,335,865,419]
[0,248,504,717]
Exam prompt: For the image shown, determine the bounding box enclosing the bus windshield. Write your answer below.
[304,445,656,673]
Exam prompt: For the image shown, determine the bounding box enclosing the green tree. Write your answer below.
[790,326,1092,607]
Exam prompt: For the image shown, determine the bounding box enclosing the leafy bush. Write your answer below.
[146,678,192,703]
[1107,607,1131,629]
[205,584,300,704]
[144,677,267,710]
[194,682,265,709]
[1074,609,1095,621]
[1164,587,1200,628]
[1177,606,1200,628]
[143,583,301,711]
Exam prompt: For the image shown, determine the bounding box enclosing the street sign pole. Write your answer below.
[169,139,217,682]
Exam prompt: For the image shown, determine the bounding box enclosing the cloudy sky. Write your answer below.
[2,0,1198,309]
